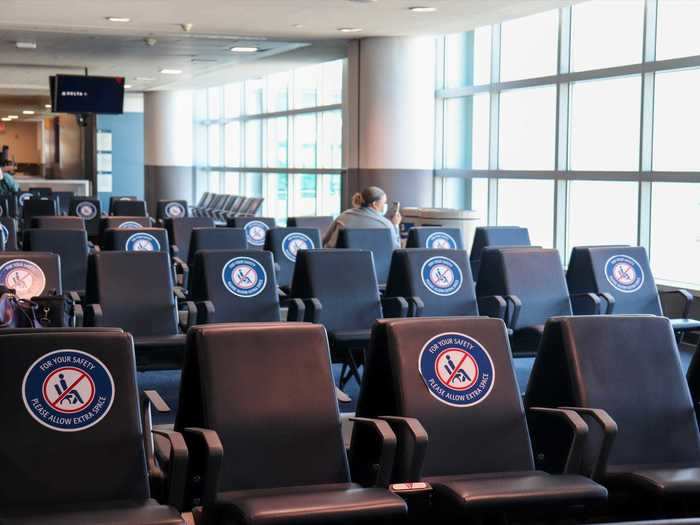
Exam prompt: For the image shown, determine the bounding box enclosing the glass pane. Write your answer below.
[566,181,639,254]
[293,114,317,168]
[500,10,558,82]
[266,72,289,113]
[265,117,288,168]
[263,173,289,221]
[244,120,262,167]
[209,171,222,193]
[292,174,318,216]
[224,83,241,118]
[569,75,641,171]
[650,182,700,287]
[207,124,221,166]
[439,177,488,226]
[245,79,264,115]
[321,60,343,105]
[499,85,556,170]
[224,121,241,167]
[571,0,644,72]
[207,88,221,120]
[443,94,489,169]
[656,0,700,60]
[318,110,342,169]
[318,173,342,217]
[243,173,263,198]
[497,179,554,248]
[444,27,491,88]
[293,64,321,109]
[653,68,700,171]
[224,173,241,195]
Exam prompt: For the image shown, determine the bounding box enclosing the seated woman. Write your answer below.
[323,186,401,248]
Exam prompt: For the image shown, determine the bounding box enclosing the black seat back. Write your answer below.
[567,245,662,315]
[0,252,62,298]
[70,198,102,238]
[176,323,350,490]
[385,249,477,317]
[287,216,333,235]
[23,229,89,292]
[87,251,178,337]
[290,249,382,332]
[0,194,19,219]
[54,191,74,215]
[103,228,169,253]
[337,228,394,285]
[22,198,57,225]
[406,227,465,250]
[476,247,571,330]
[190,250,280,323]
[108,196,137,214]
[264,227,321,290]
[187,227,247,267]
[111,199,148,217]
[32,216,85,230]
[164,217,215,260]
[0,217,18,250]
[100,216,152,242]
[356,317,533,480]
[156,200,188,221]
[526,315,700,474]
[227,217,276,249]
[470,226,531,280]
[0,328,150,506]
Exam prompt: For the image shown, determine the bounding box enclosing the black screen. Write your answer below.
[51,75,125,114]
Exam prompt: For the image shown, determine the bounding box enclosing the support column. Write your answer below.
[345,36,436,208]
[143,90,194,212]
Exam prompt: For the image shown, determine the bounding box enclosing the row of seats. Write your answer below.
[4,315,700,523]
[191,192,263,221]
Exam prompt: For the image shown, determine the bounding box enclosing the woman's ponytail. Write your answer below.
[351,192,365,208]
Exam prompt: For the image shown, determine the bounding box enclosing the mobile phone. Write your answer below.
[388,201,400,217]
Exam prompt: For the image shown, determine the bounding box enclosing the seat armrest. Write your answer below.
[73,303,84,327]
[378,416,428,482]
[144,389,171,413]
[274,262,281,273]
[660,289,694,319]
[477,295,507,321]
[528,407,589,476]
[197,300,216,324]
[179,301,197,332]
[303,298,322,323]
[381,296,409,318]
[173,287,187,301]
[286,298,306,322]
[171,244,181,258]
[141,390,173,503]
[85,304,103,326]
[183,427,224,509]
[570,292,602,315]
[406,296,424,317]
[349,417,397,488]
[151,429,188,511]
[335,386,352,404]
[598,292,615,314]
[173,257,189,288]
[560,407,617,481]
[504,295,522,330]
[67,290,82,304]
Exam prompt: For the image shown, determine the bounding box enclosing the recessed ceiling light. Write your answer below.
[409,6,437,12]
[106,17,131,23]
[22,110,35,115]
[1,118,11,122]
[338,27,363,33]
[136,77,154,81]
[8,115,18,119]
[124,84,133,89]
[230,46,259,53]
[160,69,182,75]
[44,104,51,109]
[16,41,37,50]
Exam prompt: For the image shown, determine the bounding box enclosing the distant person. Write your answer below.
[0,166,19,194]
[323,186,401,248]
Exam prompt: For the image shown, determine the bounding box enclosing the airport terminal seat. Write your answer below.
[352,316,607,520]
[173,323,407,525]
[470,226,531,281]
[406,226,465,250]
[53,190,74,215]
[70,197,102,240]
[476,247,587,356]
[526,315,700,508]
[227,217,276,249]
[187,227,248,267]
[0,217,18,250]
[337,228,394,287]
[189,249,280,323]
[567,245,700,334]
[264,227,321,293]
[384,248,478,318]
[0,251,62,299]
[111,199,149,217]
[85,251,192,370]
[103,227,170,253]
[164,216,215,261]
[100,216,153,245]
[0,194,18,219]
[287,215,334,235]
[108,195,137,214]
[156,199,189,222]
[31,215,85,230]
[0,328,186,525]
[21,197,57,226]
[23,229,89,297]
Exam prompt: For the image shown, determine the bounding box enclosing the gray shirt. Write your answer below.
[323,206,401,248]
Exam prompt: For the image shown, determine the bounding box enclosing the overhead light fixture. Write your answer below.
[44,104,51,109]
[22,110,35,115]
[8,115,18,119]
[409,6,437,12]
[16,41,37,50]
[1,118,11,122]
[106,17,131,23]
[160,68,182,75]
[124,84,133,89]
[230,46,259,53]
[338,27,363,33]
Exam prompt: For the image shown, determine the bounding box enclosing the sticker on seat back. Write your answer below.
[1,224,8,246]
[222,256,267,298]
[118,221,143,229]
[75,201,97,221]
[604,254,644,293]
[421,256,463,297]
[281,232,315,262]
[164,202,186,218]
[22,349,114,432]
[418,332,495,408]
[0,259,46,299]
[244,221,269,247]
[125,232,160,252]
[18,193,32,206]
[425,231,457,250]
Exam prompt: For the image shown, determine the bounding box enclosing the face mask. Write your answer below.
[381,203,388,215]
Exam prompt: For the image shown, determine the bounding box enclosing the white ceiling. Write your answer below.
[0,0,579,102]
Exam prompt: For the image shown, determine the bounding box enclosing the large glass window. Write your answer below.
[318,110,342,169]
[265,117,288,168]
[497,179,555,248]
[499,85,556,170]
[656,0,700,60]
[443,94,489,170]
[293,114,317,169]
[500,10,558,82]
[266,72,289,113]
[445,28,491,87]
[569,75,641,171]
[294,64,321,109]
